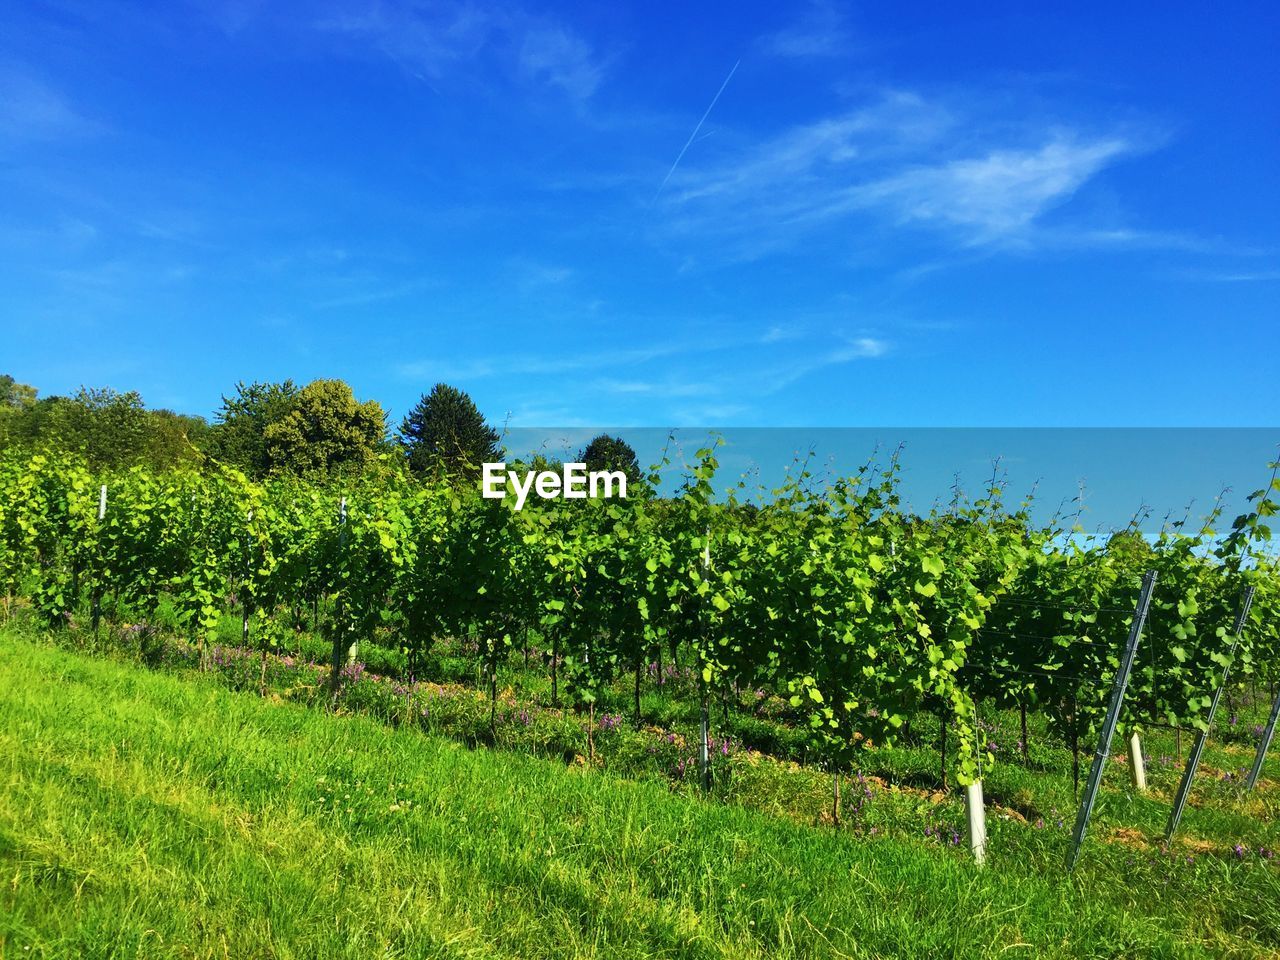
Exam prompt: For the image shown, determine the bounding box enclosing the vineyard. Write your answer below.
[3,440,1279,872]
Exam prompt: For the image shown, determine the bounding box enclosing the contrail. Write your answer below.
[652,59,740,204]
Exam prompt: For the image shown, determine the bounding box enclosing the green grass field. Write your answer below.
[2,631,1279,959]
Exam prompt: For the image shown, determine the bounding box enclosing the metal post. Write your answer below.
[1067,570,1156,872]
[1166,585,1255,840]
[1246,683,1280,791]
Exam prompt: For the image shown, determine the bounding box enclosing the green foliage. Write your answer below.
[0,382,206,470]
[263,379,387,478]
[2,443,1278,794]
[398,383,499,481]
[206,379,299,476]
[579,434,641,485]
[0,374,36,410]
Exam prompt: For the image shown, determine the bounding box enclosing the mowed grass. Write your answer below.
[0,636,1276,960]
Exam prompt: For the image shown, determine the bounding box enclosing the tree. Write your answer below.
[0,375,37,449]
[206,380,299,476]
[33,387,153,470]
[398,383,499,480]
[579,434,641,486]
[263,379,387,477]
[0,375,36,410]
[147,409,210,469]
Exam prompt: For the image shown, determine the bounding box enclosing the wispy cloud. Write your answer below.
[657,89,1156,257]
[761,336,890,392]
[0,66,96,145]
[315,1,608,102]
[398,327,894,425]
[859,136,1132,243]
[395,340,701,382]
[517,25,605,100]
[509,258,575,291]
[1170,265,1280,282]
[761,2,856,59]
[592,378,717,398]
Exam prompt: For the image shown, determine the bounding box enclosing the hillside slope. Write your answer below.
[0,635,1270,959]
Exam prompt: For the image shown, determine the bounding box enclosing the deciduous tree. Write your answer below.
[264,379,387,477]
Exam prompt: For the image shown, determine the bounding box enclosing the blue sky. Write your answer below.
[2,1,1278,429]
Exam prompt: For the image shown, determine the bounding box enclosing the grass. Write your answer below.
[1,632,1279,958]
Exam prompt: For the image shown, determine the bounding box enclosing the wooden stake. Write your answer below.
[1020,701,1029,763]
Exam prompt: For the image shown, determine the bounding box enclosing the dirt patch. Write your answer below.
[1105,827,1150,849]
[1176,836,1220,855]
[992,804,1028,825]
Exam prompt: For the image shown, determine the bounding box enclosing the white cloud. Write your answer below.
[763,337,890,392]
[858,136,1132,242]
[395,340,700,382]
[0,68,95,145]
[658,89,1147,255]
[315,1,607,101]
[518,26,605,100]
[1177,268,1280,283]
[761,2,856,59]
[398,327,894,425]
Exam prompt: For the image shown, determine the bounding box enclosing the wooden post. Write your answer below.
[588,700,596,765]
[489,640,498,740]
[91,484,107,636]
[699,682,710,791]
[551,633,559,706]
[1020,701,1029,763]
[940,711,948,791]
[328,496,350,696]
[634,657,642,723]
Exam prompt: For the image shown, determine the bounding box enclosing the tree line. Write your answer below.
[0,373,639,483]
